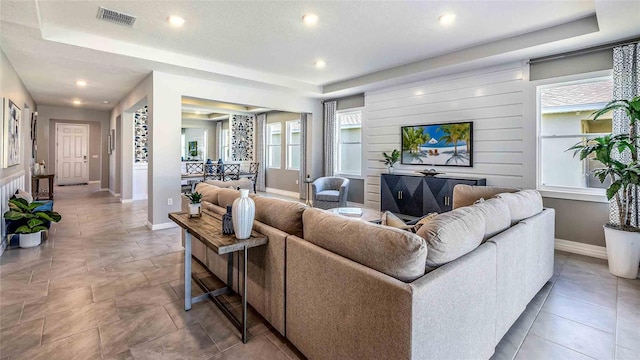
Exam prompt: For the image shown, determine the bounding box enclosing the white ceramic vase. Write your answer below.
[388,166,395,174]
[19,231,42,248]
[232,189,255,240]
[604,226,640,279]
[188,203,201,216]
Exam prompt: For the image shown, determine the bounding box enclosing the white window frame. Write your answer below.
[286,120,301,170]
[267,122,282,169]
[535,71,612,203]
[336,108,363,177]
[220,128,230,162]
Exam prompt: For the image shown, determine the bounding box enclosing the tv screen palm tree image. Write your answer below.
[401,122,473,167]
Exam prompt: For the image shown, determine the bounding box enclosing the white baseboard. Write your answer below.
[120,199,133,204]
[99,188,109,192]
[145,221,178,231]
[555,238,607,260]
[265,187,300,199]
[109,189,120,197]
[88,180,100,184]
[132,194,148,201]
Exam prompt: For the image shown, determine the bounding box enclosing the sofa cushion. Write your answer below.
[452,185,519,209]
[302,208,427,282]
[316,190,340,202]
[253,196,306,238]
[494,190,543,224]
[416,206,485,269]
[217,188,241,207]
[205,179,253,190]
[471,198,511,241]
[195,183,222,205]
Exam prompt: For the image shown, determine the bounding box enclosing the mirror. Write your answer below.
[181,128,207,161]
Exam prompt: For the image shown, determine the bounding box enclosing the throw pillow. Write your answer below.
[381,211,413,230]
[15,189,33,203]
[411,212,439,232]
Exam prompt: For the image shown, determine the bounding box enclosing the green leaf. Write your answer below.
[607,181,622,201]
[27,218,44,228]
[30,226,48,233]
[3,211,29,220]
[14,225,32,234]
[35,212,61,222]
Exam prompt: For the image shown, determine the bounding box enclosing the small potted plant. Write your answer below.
[569,95,640,279]
[3,198,61,248]
[185,191,203,218]
[380,149,400,174]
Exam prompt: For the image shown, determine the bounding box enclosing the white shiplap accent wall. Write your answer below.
[364,62,526,210]
[1,171,26,254]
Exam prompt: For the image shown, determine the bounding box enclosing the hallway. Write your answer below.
[0,185,301,359]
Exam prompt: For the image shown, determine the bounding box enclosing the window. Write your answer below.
[287,120,301,170]
[538,76,612,197]
[267,123,282,168]
[337,109,362,175]
[221,129,230,161]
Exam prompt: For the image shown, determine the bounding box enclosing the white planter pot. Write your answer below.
[188,203,201,216]
[19,231,42,248]
[604,226,640,279]
[232,189,255,240]
[388,166,395,174]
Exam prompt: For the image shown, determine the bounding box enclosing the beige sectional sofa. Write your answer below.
[184,183,555,359]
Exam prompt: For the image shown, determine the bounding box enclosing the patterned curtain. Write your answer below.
[323,101,338,176]
[611,43,640,226]
[216,121,222,160]
[299,113,308,199]
[255,113,267,192]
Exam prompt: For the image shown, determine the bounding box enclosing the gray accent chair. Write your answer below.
[311,177,350,209]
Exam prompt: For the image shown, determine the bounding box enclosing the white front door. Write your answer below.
[56,124,89,185]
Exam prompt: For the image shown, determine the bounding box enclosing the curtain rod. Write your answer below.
[529,37,640,65]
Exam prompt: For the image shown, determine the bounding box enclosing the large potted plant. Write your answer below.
[570,95,640,278]
[380,149,400,174]
[3,198,62,248]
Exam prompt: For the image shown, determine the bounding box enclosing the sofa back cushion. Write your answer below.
[205,179,253,190]
[195,182,222,205]
[217,188,241,207]
[472,198,512,241]
[253,196,306,238]
[494,190,543,224]
[416,206,485,269]
[453,185,519,209]
[302,208,427,282]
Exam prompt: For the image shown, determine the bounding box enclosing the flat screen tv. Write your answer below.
[401,121,473,167]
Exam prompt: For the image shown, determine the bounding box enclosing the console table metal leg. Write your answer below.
[184,230,192,311]
[242,246,248,343]
[227,253,233,294]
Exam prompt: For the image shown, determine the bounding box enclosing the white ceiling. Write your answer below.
[1,1,639,110]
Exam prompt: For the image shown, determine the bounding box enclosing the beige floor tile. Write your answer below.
[143,264,184,285]
[11,327,102,360]
[114,283,179,318]
[86,252,135,271]
[0,302,24,330]
[130,324,219,360]
[208,334,289,360]
[515,334,594,360]
[530,312,614,360]
[42,299,119,343]
[199,306,242,352]
[615,345,638,360]
[165,299,214,329]
[265,330,307,360]
[616,317,640,352]
[91,272,149,302]
[99,306,177,356]
[21,286,93,322]
[0,317,44,358]
[169,278,206,300]
[541,293,616,333]
[551,279,617,309]
[0,279,50,307]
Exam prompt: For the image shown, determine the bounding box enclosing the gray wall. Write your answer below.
[346,178,365,204]
[544,198,609,247]
[37,105,110,188]
[0,50,37,190]
[265,111,300,193]
[530,48,613,81]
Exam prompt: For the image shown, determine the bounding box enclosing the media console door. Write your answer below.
[380,174,486,217]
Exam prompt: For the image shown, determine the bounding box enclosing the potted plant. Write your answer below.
[185,191,203,218]
[3,198,61,248]
[380,149,400,174]
[569,95,640,278]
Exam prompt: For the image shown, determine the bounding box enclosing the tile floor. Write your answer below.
[0,184,638,359]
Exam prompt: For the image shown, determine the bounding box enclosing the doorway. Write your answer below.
[55,123,89,185]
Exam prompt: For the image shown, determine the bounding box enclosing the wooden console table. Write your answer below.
[31,174,55,200]
[168,209,268,343]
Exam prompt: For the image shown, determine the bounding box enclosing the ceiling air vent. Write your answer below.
[96,6,137,27]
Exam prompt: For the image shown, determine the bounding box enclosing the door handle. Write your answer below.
[83,155,87,163]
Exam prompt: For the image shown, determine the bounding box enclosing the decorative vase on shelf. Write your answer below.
[232,189,255,240]
[222,205,234,235]
[388,166,395,174]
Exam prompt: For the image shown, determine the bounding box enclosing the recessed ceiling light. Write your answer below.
[302,13,318,25]
[314,59,326,69]
[76,80,87,87]
[103,101,109,104]
[195,111,201,115]
[167,15,185,27]
[438,13,456,25]
[72,100,82,105]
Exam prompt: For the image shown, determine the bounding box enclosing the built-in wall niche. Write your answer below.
[181,128,207,161]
